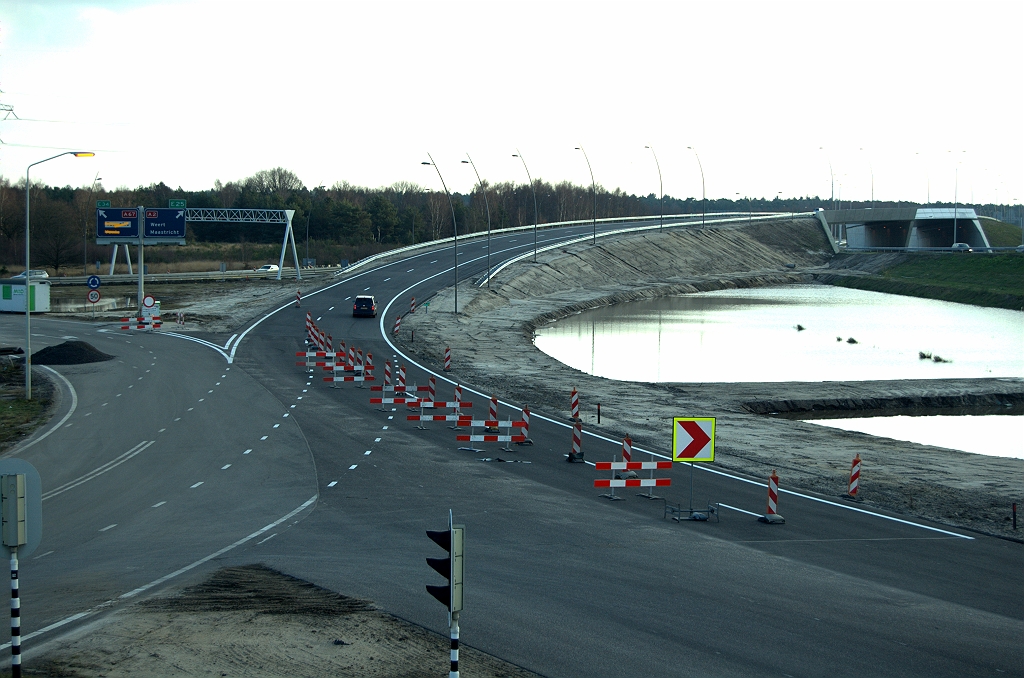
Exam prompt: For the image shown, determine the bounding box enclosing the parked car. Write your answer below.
[11,269,49,279]
[256,264,280,272]
[951,243,972,253]
[352,295,377,318]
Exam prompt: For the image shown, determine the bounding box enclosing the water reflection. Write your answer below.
[534,285,1024,383]
[806,415,1024,459]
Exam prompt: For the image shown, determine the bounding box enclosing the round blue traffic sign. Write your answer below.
[87,275,101,290]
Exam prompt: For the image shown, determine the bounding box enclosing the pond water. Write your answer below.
[533,285,1024,383]
[805,415,1024,459]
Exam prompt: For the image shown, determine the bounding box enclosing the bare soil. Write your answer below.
[23,566,538,678]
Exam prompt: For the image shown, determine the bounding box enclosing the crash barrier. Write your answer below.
[758,470,785,524]
[848,454,861,499]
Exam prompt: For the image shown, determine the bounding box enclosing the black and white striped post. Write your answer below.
[10,547,20,678]
[449,612,460,677]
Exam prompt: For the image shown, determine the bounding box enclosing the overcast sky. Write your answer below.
[1,0,1021,205]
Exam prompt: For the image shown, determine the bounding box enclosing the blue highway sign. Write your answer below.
[144,208,187,242]
[86,275,101,290]
[96,208,139,242]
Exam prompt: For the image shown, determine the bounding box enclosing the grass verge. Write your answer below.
[830,253,1024,310]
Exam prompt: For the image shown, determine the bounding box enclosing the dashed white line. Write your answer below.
[187,407,194,411]
[348,464,357,470]
[328,306,335,311]
[101,403,107,407]
[208,390,214,393]
[383,277,391,282]
[84,413,91,417]
[174,417,181,421]
[296,396,302,400]
[430,259,437,263]
[152,501,166,508]
[363,287,370,291]
[190,482,204,489]
[158,428,165,433]
[256,533,277,545]
[32,551,53,560]
[364,451,371,455]
[128,385,134,389]
[302,390,307,393]
[374,437,381,442]
[274,423,281,427]
[221,464,231,470]
[260,436,268,441]
[198,398,205,402]
[64,423,73,428]
[406,268,414,273]
[216,382,221,386]
[382,425,388,430]
[344,296,350,300]
[99,524,116,532]
[244,449,252,454]
[327,481,337,487]
[387,415,393,420]
[290,405,296,409]
[283,413,289,417]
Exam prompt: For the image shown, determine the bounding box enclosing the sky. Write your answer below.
[0,0,1021,205]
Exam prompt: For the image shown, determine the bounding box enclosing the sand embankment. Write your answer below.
[398,217,1024,539]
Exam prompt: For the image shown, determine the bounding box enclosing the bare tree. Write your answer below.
[33,197,78,274]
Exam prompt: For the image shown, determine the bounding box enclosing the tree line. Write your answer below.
[0,166,1018,274]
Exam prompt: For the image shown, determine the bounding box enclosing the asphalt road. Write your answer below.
[2,215,1021,677]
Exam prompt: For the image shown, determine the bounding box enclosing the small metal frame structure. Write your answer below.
[184,208,300,280]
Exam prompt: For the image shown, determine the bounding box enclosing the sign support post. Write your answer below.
[671,417,717,521]
[137,206,145,313]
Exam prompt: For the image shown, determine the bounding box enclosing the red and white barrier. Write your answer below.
[595,478,671,488]
[120,316,162,330]
[371,396,422,405]
[848,454,861,498]
[570,388,580,421]
[595,461,673,470]
[568,421,583,462]
[410,297,416,314]
[384,360,391,388]
[444,346,452,371]
[759,470,785,524]
[393,315,401,335]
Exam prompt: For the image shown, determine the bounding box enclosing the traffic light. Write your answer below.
[425,512,464,613]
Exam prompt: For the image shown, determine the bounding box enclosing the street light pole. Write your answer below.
[422,154,460,315]
[687,146,705,229]
[575,146,596,244]
[24,151,94,399]
[461,155,492,287]
[645,146,663,232]
[819,147,834,210]
[512,150,539,262]
[84,172,101,275]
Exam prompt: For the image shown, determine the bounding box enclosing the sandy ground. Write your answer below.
[396,220,1024,540]
[25,566,538,678]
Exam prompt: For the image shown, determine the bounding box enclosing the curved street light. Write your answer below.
[511,150,539,261]
[644,145,663,232]
[422,154,460,314]
[461,155,492,287]
[686,146,705,229]
[575,146,596,244]
[24,150,94,399]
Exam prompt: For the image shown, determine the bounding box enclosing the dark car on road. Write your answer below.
[353,295,377,317]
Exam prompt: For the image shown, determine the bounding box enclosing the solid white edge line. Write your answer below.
[5,365,78,457]
[0,494,318,650]
[42,441,155,500]
[719,503,763,517]
[377,225,976,542]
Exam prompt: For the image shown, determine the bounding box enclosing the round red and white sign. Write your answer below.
[87,290,101,304]
[142,294,156,308]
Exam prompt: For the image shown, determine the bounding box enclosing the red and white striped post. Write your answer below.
[410,297,417,313]
[568,421,584,462]
[486,396,499,432]
[393,314,402,335]
[516,405,534,446]
[326,334,333,353]
[356,348,364,371]
[444,346,452,371]
[759,470,785,524]
[384,360,392,388]
[621,436,632,462]
[570,388,580,421]
[398,365,407,391]
[296,289,301,307]
[454,385,462,413]
[848,454,861,498]
[428,375,436,402]
[348,346,355,368]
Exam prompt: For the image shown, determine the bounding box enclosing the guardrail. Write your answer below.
[45,267,344,286]
[842,246,1023,253]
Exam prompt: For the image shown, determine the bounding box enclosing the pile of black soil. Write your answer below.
[32,340,115,365]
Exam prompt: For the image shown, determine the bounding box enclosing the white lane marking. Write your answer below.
[146,370,151,373]
[128,385,134,389]
[383,277,391,282]
[257,533,277,545]
[382,426,388,430]
[221,375,226,378]
[64,423,73,428]
[363,287,370,291]
[102,403,108,407]
[208,390,213,393]
[306,383,311,386]
[374,437,381,442]
[42,441,155,501]
[198,399,204,402]
[221,464,231,470]
[244,449,252,454]
[406,268,414,272]
[348,465,357,470]
[364,451,371,455]
[719,503,762,517]
[32,551,53,560]
[152,501,166,508]
[296,397,302,400]
[344,296,350,300]
[260,436,268,440]
[187,407,194,411]
[137,377,143,381]
[283,413,289,417]
[430,259,437,263]
[290,405,296,409]
[387,415,393,420]
[158,428,165,433]
[327,481,337,487]
[84,413,91,417]
[216,382,220,385]
[274,423,281,427]
[328,306,335,311]
[174,417,181,421]
[302,390,307,393]
[99,524,116,532]
[190,482,204,489]
[316,316,322,321]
